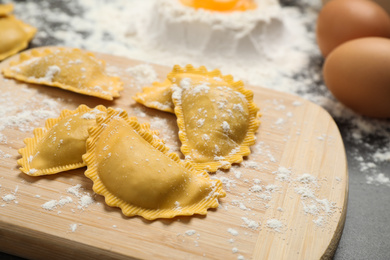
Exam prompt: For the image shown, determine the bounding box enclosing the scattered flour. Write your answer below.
[274,167,291,182]
[241,217,260,230]
[312,216,325,227]
[78,194,95,209]
[296,173,318,185]
[0,88,61,133]
[69,223,78,232]
[227,228,239,236]
[2,194,16,202]
[373,151,390,162]
[214,175,236,191]
[366,173,390,187]
[126,63,158,89]
[266,219,284,233]
[42,197,73,211]
[41,185,95,212]
[185,230,196,236]
[67,184,95,209]
[291,172,336,225]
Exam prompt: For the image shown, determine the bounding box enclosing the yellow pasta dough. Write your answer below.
[0,5,36,61]
[83,108,226,220]
[0,3,14,16]
[133,79,175,113]
[170,65,260,172]
[2,47,123,100]
[18,105,107,176]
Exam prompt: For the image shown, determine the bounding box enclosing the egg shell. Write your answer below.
[322,0,390,15]
[317,0,390,57]
[323,37,390,118]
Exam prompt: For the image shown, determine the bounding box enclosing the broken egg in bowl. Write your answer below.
[135,0,289,61]
[179,0,257,12]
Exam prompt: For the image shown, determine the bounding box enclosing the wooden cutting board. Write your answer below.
[0,48,348,260]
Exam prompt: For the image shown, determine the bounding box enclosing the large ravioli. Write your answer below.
[2,47,123,100]
[0,4,36,61]
[170,65,261,172]
[83,108,226,220]
[18,105,107,176]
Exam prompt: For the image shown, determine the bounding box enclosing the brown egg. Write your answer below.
[316,0,390,57]
[323,37,390,118]
[322,0,390,15]
[372,0,390,15]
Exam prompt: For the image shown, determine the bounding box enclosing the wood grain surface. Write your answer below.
[0,48,348,260]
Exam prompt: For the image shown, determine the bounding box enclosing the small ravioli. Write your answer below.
[170,65,260,172]
[0,5,37,61]
[133,79,175,113]
[2,48,123,100]
[18,105,107,176]
[133,67,234,113]
[83,108,226,220]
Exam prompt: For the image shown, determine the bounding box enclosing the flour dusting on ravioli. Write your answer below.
[2,47,123,100]
[83,108,226,220]
[18,105,107,176]
[170,65,261,172]
[133,79,175,113]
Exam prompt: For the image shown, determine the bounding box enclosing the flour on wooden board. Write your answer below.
[40,184,95,212]
[1,185,19,204]
[69,223,78,232]
[266,219,284,233]
[0,83,61,133]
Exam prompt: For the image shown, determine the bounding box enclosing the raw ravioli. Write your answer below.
[18,105,107,176]
[133,79,175,113]
[83,108,226,220]
[0,3,14,16]
[2,47,123,100]
[0,4,36,61]
[170,65,260,172]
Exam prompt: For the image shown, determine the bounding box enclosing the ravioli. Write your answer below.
[170,65,260,172]
[2,47,123,100]
[0,4,36,61]
[0,3,14,16]
[82,108,226,220]
[133,79,175,113]
[18,105,107,176]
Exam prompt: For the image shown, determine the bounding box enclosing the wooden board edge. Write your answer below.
[299,102,349,260]
[321,162,349,260]
[0,220,134,260]
[301,105,349,260]
[250,99,349,260]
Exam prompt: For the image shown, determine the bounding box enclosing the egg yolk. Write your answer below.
[179,0,257,12]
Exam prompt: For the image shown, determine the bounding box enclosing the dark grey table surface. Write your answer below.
[1,0,390,259]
